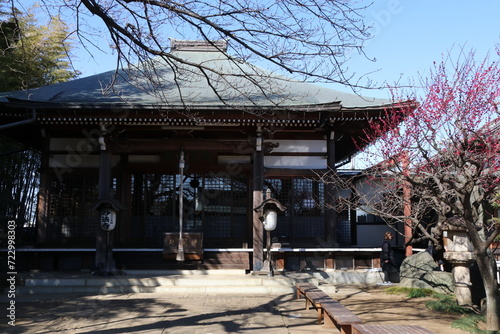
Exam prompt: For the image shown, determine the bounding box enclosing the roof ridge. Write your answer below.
[169,39,228,52]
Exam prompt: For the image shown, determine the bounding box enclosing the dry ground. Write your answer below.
[334,284,471,334]
[0,285,472,334]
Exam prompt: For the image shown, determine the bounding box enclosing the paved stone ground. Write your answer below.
[0,285,470,334]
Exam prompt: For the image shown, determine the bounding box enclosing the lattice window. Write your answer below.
[201,174,247,243]
[129,173,248,247]
[292,178,325,239]
[130,174,177,244]
[47,174,100,245]
[337,209,352,245]
[264,178,325,244]
[264,177,356,245]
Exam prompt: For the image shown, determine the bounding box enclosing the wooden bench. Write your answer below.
[296,283,331,323]
[295,282,362,332]
[351,324,435,334]
[321,300,363,334]
[295,282,435,334]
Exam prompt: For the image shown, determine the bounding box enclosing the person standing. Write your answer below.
[380,231,395,284]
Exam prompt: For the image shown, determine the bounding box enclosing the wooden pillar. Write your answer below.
[35,138,50,245]
[94,137,118,274]
[118,155,131,245]
[325,130,338,246]
[252,130,264,271]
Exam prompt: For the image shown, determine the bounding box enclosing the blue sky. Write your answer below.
[331,0,500,98]
[68,1,499,99]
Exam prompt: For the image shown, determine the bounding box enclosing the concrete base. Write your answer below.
[320,269,386,284]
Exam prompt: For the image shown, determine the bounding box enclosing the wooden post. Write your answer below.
[118,155,131,245]
[325,130,338,246]
[94,136,118,274]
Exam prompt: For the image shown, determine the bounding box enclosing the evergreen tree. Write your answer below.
[0,2,79,92]
[0,2,78,244]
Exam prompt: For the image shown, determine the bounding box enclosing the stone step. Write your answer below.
[16,284,299,295]
[13,270,338,295]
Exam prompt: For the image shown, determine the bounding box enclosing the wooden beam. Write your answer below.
[110,139,247,153]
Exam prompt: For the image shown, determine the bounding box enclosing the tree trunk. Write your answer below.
[475,251,500,331]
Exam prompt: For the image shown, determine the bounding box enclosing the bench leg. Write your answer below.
[323,313,336,328]
[340,324,353,334]
[317,308,323,324]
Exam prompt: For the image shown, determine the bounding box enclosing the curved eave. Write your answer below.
[0,98,406,133]
[0,97,401,116]
[0,98,342,112]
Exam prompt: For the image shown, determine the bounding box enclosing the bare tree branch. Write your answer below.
[12,0,377,106]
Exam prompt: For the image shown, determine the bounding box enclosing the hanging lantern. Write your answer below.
[262,209,278,231]
[100,207,117,231]
[253,193,287,232]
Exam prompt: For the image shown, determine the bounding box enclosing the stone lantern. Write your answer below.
[443,223,475,306]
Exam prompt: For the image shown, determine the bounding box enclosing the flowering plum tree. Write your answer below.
[326,48,500,330]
